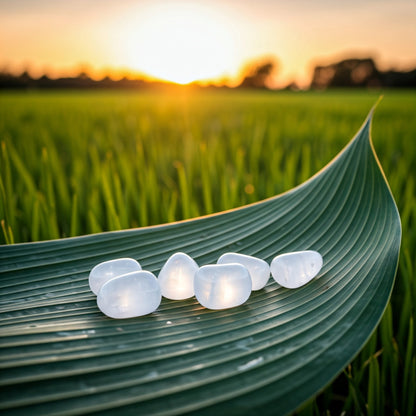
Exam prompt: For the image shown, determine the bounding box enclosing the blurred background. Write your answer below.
[1,0,415,90]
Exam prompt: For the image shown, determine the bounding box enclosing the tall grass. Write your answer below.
[0,89,415,414]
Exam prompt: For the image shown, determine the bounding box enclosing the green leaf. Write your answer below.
[0,107,401,415]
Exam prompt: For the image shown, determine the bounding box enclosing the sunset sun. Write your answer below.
[123,3,235,84]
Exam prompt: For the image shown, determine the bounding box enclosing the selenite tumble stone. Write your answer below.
[217,252,270,290]
[194,263,252,310]
[89,258,142,295]
[97,270,161,318]
[158,252,199,300]
[270,250,323,289]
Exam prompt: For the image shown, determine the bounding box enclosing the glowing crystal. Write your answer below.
[89,258,142,295]
[97,270,161,318]
[270,250,323,288]
[158,252,199,300]
[194,263,251,310]
[217,252,270,290]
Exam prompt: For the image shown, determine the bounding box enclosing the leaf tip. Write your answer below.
[368,95,384,119]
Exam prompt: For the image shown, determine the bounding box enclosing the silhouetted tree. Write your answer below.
[311,58,379,89]
[381,69,416,88]
[311,58,416,89]
[239,58,278,89]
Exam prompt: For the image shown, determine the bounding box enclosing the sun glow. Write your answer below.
[122,3,236,84]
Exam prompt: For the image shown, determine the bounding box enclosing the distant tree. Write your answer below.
[37,74,52,89]
[311,57,416,89]
[282,81,300,91]
[381,69,416,88]
[78,71,90,80]
[311,58,380,89]
[239,58,278,89]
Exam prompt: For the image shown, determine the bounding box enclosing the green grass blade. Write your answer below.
[367,356,382,416]
[70,194,79,238]
[402,316,414,413]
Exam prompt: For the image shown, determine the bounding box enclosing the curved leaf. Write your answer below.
[0,108,401,415]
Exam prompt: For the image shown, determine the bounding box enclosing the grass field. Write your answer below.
[0,89,415,414]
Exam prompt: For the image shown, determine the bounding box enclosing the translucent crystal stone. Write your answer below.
[97,270,161,318]
[158,252,199,300]
[270,250,323,288]
[194,263,252,310]
[217,252,270,290]
[89,258,142,295]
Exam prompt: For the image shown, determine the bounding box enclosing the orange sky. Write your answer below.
[1,0,415,87]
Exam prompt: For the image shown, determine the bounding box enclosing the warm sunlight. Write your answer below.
[122,3,236,84]
[1,0,415,87]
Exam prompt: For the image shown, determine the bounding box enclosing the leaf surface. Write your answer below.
[0,109,401,415]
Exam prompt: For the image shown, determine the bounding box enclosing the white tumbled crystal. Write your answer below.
[270,250,323,289]
[217,252,270,290]
[89,258,142,295]
[158,252,199,300]
[194,263,252,310]
[97,270,161,318]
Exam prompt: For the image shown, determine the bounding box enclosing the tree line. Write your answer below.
[1,57,415,90]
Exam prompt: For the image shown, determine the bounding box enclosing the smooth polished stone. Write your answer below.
[194,263,252,310]
[270,250,323,289]
[97,270,161,318]
[89,258,142,295]
[217,252,270,290]
[158,252,199,300]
